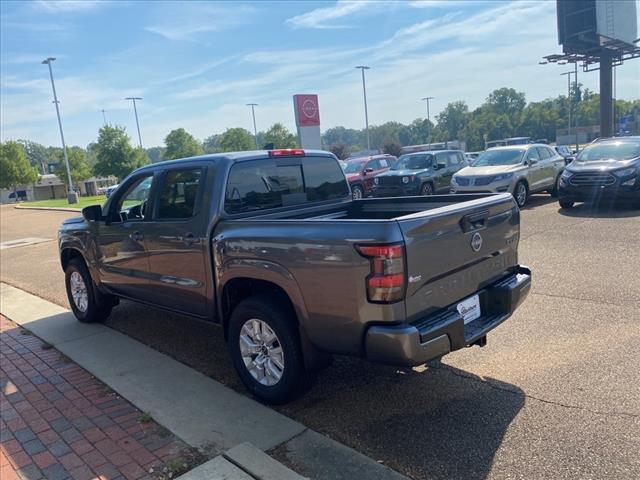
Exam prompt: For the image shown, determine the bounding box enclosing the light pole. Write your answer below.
[101,109,107,126]
[421,96,434,148]
[246,103,259,148]
[355,66,371,150]
[125,97,143,148]
[42,57,77,204]
[561,71,573,148]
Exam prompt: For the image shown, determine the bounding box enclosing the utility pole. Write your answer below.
[246,103,259,148]
[125,97,143,148]
[101,109,107,126]
[355,66,371,150]
[574,61,579,151]
[561,71,573,147]
[42,57,77,204]
[421,96,434,149]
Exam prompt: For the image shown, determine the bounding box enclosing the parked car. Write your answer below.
[558,136,640,209]
[451,144,565,208]
[343,154,395,199]
[372,150,467,197]
[554,145,575,165]
[59,148,531,403]
[104,184,119,198]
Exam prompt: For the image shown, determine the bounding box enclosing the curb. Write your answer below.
[14,205,83,212]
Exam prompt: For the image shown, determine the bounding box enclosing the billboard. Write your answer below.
[293,94,321,149]
[557,0,638,54]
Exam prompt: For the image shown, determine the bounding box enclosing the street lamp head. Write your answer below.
[421,96,434,101]
[246,103,258,106]
[41,57,56,64]
[538,61,548,65]
[355,65,370,70]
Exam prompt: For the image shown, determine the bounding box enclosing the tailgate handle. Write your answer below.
[461,210,489,232]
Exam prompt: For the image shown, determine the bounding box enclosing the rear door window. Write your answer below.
[157,169,202,219]
[536,147,551,159]
[225,156,348,214]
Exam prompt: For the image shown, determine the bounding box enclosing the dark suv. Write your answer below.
[372,150,467,196]
[558,136,640,209]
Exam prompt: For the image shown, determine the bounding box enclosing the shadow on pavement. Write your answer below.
[521,194,556,210]
[557,201,640,218]
[106,301,524,480]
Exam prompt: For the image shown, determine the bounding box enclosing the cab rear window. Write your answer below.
[225,156,349,214]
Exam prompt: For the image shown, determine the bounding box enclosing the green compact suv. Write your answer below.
[372,150,467,197]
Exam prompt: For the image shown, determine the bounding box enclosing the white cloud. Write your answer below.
[0,54,67,65]
[145,4,256,42]
[33,0,106,13]
[285,0,373,29]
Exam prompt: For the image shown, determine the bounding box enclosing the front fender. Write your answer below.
[59,233,99,285]
[216,258,310,328]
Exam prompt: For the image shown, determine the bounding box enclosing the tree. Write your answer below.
[203,134,221,153]
[435,101,469,141]
[0,141,39,198]
[164,128,204,160]
[145,146,165,163]
[54,147,92,191]
[93,125,147,180]
[381,140,402,157]
[218,128,255,152]
[329,143,349,160]
[18,140,50,174]
[486,88,526,119]
[262,123,297,149]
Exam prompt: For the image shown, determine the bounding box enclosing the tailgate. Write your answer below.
[396,193,520,323]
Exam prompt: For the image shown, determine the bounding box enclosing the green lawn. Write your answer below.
[22,195,106,209]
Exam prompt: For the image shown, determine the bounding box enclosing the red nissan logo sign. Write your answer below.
[295,94,320,127]
[301,99,317,119]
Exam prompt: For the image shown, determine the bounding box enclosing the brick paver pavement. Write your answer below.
[0,315,199,480]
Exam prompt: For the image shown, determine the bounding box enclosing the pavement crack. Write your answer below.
[433,363,640,419]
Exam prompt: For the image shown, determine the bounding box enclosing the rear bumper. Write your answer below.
[365,266,531,366]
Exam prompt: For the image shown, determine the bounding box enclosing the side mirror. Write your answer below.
[436,162,447,170]
[82,204,102,222]
[364,167,374,174]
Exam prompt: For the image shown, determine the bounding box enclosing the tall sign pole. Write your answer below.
[355,66,371,150]
[42,57,77,204]
[247,103,259,148]
[125,97,143,148]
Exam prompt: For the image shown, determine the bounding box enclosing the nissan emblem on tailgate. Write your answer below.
[471,232,483,252]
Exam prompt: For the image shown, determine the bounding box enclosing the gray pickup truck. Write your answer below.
[59,149,531,403]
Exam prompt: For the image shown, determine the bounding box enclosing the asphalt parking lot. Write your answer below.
[1,197,639,480]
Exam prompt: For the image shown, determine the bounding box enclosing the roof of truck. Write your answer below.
[139,149,335,171]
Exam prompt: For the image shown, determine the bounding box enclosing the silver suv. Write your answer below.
[450,144,565,207]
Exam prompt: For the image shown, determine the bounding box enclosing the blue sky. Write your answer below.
[1,0,639,148]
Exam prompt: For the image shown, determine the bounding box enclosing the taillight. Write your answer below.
[356,243,406,303]
[269,149,305,157]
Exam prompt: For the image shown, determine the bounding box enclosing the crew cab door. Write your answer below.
[97,172,155,300]
[143,166,209,317]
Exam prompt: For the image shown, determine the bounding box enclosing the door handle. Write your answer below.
[130,231,143,242]
[182,233,200,246]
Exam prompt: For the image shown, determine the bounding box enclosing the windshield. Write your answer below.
[473,149,525,166]
[576,142,640,162]
[343,161,365,173]
[392,154,431,170]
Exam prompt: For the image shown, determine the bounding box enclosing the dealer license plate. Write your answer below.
[457,294,481,324]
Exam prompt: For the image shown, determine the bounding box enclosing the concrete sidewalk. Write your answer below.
[1,283,408,480]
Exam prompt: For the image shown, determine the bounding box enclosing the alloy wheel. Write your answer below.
[69,271,88,313]
[239,319,285,386]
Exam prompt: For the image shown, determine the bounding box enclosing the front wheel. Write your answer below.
[513,181,528,208]
[351,185,364,200]
[550,175,561,198]
[64,258,113,323]
[559,199,574,209]
[420,183,434,196]
[227,295,306,404]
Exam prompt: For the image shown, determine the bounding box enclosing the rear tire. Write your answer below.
[227,295,306,404]
[420,183,434,196]
[351,185,364,200]
[559,199,574,209]
[513,181,528,208]
[64,257,113,323]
